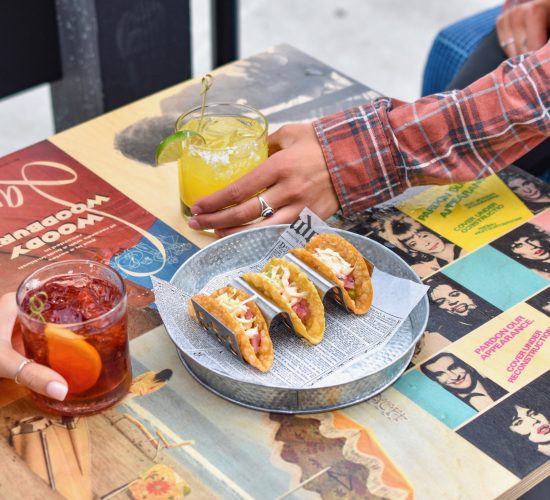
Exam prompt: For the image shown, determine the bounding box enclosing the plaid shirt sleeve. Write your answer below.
[313,40,550,217]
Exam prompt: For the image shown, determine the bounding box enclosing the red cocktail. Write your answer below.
[16,260,132,415]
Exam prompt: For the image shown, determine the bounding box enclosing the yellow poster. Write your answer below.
[397,175,532,251]
[449,303,550,392]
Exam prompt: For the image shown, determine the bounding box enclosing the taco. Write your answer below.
[291,233,373,314]
[243,258,325,345]
[191,286,274,372]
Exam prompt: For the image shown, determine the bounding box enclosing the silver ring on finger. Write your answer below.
[257,194,275,218]
[500,37,514,49]
[14,359,34,385]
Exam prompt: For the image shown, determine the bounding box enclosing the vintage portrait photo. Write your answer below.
[412,330,452,365]
[490,222,550,280]
[423,273,502,342]
[350,208,467,278]
[498,166,550,214]
[457,371,550,478]
[526,287,550,316]
[420,352,507,412]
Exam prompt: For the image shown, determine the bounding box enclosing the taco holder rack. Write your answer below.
[168,225,429,414]
[190,253,357,363]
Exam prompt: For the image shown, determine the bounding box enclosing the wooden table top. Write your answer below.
[1,44,548,500]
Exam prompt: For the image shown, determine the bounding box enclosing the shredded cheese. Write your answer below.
[313,247,353,278]
[243,327,258,339]
[215,291,258,335]
[262,265,307,306]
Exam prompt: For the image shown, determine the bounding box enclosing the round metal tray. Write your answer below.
[168,225,428,413]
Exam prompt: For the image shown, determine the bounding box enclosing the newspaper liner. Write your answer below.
[153,209,428,388]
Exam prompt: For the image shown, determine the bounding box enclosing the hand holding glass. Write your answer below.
[16,260,132,416]
[176,103,268,218]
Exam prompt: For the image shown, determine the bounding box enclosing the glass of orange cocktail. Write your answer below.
[16,260,131,416]
[175,103,268,218]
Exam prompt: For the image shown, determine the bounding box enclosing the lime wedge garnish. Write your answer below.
[155,130,206,165]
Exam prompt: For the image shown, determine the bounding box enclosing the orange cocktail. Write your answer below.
[176,103,268,218]
[16,260,131,415]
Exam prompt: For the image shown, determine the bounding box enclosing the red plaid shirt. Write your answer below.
[314,26,550,217]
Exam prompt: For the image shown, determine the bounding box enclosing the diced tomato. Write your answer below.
[342,273,355,289]
[292,298,310,322]
[250,333,261,353]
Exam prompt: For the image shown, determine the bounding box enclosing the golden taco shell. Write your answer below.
[191,286,274,372]
[291,233,373,314]
[243,258,325,345]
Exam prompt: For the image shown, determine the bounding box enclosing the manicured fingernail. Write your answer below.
[191,205,203,215]
[188,218,200,230]
[46,381,68,401]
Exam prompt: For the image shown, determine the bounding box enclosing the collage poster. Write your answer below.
[348,166,550,485]
[0,141,198,339]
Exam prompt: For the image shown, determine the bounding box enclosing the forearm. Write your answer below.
[314,41,550,217]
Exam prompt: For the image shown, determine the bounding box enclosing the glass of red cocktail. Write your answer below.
[16,260,132,415]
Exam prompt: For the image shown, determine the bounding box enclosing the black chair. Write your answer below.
[0,0,238,132]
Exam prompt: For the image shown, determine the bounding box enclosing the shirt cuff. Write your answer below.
[313,100,405,218]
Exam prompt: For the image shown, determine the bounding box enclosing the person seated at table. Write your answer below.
[0,293,68,400]
[187,1,550,237]
[447,0,550,178]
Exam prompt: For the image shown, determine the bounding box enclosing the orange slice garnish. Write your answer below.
[45,324,102,394]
